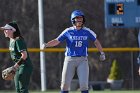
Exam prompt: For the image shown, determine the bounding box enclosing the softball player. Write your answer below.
[43,10,105,93]
[1,21,33,93]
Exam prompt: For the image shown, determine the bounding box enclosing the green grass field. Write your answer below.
[0,90,140,93]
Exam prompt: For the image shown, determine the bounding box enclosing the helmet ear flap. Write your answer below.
[72,18,76,24]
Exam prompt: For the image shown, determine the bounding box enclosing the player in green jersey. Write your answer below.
[1,21,33,93]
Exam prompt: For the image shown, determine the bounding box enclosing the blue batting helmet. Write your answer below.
[71,10,85,24]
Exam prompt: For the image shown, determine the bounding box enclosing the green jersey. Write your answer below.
[9,37,33,67]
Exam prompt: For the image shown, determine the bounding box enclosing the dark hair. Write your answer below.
[8,21,22,38]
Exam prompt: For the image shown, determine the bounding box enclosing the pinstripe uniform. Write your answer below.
[56,26,97,91]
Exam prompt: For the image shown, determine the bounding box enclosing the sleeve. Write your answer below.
[56,29,68,42]
[87,28,97,41]
[15,39,27,52]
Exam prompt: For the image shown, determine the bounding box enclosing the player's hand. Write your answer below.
[137,57,140,64]
[139,67,140,76]
[99,52,106,61]
[136,57,140,75]
[41,43,46,49]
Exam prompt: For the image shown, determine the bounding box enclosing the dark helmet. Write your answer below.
[71,10,85,24]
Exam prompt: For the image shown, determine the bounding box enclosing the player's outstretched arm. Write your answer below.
[42,39,60,49]
[94,39,103,52]
[0,27,4,31]
[94,39,106,61]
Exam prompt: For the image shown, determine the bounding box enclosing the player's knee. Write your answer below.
[79,83,88,91]
[61,83,70,91]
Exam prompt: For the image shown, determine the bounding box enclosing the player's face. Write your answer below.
[74,16,83,27]
[4,29,14,38]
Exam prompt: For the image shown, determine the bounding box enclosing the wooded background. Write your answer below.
[0,0,140,90]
